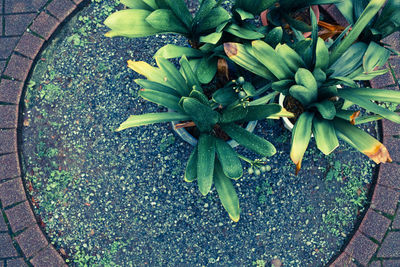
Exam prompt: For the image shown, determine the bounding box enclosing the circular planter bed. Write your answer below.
[18,0,385,266]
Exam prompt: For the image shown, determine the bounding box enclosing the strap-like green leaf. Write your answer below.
[333,118,392,163]
[154,44,203,59]
[295,68,318,92]
[340,87,400,103]
[290,112,314,175]
[179,56,202,90]
[116,112,190,131]
[146,9,188,34]
[182,97,219,132]
[312,116,339,155]
[184,146,198,182]
[193,0,217,25]
[329,0,386,65]
[264,27,283,48]
[252,40,293,80]
[197,134,216,196]
[225,24,265,40]
[196,56,218,84]
[309,100,336,120]
[315,38,329,70]
[221,106,248,123]
[214,161,240,222]
[289,85,317,107]
[156,57,190,96]
[215,138,243,179]
[189,90,209,106]
[135,79,180,97]
[224,43,275,80]
[139,89,182,111]
[276,44,306,73]
[196,6,231,33]
[212,87,237,106]
[164,0,193,29]
[127,60,166,84]
[331,43,368,77]
[199,32,223,44]
[338,89,400,123]
[121,0,154,10]
[363,42,391,73]
[220,123,276,157]
[272,80,294,95]
[240,104,282,122]
[104,9,160,38]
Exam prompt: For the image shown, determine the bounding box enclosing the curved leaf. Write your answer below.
[154,44,203,59]
[215,138,243,179]
[197,134,216,196]
[312,116,339,155]
[146,9,188,34]
[185,146,198,182]
[139,89,182,111]
[117,112,190,131]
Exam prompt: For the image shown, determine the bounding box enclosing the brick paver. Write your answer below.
[0,2,398,266]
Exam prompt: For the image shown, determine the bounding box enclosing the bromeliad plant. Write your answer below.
[117,55,284,221]
[224,3,400,174]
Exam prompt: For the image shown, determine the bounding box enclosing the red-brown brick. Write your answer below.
[15,225,48,258]
[344,231,378,266]
[0,105,18,129]
[3,54,33,81]
[371,185,400,215]
[30,246,67,267]
[47,0,76,21]
[0,79,23,104]
[0,129,17,154]
[0,177,25,207]
[5,201,37,233]
[29,12,60,40]
[15,32,45,60]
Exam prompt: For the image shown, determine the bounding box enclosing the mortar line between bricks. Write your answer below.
[2,11,38,16]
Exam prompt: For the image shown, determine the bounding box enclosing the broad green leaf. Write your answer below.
[214,161,240,222]
[225,24,265,40]
[234,0,276,15]
[310,7,319,68]
[154,45,203,59]
[127,60,166,84]
[221,106,248,123]
[240,104,282,122]
[242,82,256,96]
[276,44,306,73]
[341,87,400,103]
[182,97,219,132]
[235,8,254,20]
[196,56,218,84]
[264,27,283,48]
[121,0,153,10]
[330,0,386,65]
[139,89,182,111]
[252,40,293,80]
[289,85,317,107]
[333,118,392,163]
[315,38,329,70]
[156,57,190,96]
[164,0,193,29]
[224,43,275,80]
[363,42,391,73]
[220,123,276,157]
[135,79,180,97]
[199,32,223,44]
[197,134,216,196]
[215,138,243,179]
[116,112,190,131]
[330,42,368,77]
[313,68,327,86]
[179,56,202,90]
[351,68,389,80]
[104,9,160,38]
[337,89,400,123]
[290,112,314,175]
[212,87,237,106]
[143,0,158,9]
[309,100,336,120]
[355,115,383,125]
[189,90,209,106]
[272,80,294,95]
[184,146,198,182]
[197,6,231,33]
[295,68,318,92]
[312,116,339,155]
[146,9,188,34]
[318,85,338,100]
[193,0,217,25]
[335,0,354,24]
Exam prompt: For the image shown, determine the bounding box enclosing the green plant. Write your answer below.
[225,6,400,174]
[116,56,285,221]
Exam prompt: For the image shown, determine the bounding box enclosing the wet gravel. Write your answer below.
[21,0,378,266]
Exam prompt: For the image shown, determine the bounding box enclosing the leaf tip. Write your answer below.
[224,43,238,58]
[365,144,392,164]
[350,111,361,125]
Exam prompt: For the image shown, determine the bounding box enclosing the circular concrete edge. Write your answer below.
[0,2,399,267]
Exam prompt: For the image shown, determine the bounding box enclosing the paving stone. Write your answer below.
[371,185,400,215]
[359,210,391,242]
[369,261,382,267]
[4,13,36,36]
[5,201,36,233]
[384,32,400,52]
[0,153,20,182]
[344,231,378,266]
[325,5,349,27]
[370,67,397,89]
[0,105,18,128]
[0,16,2,36]
[393,209,400,229]
[382,260,400,267]
[0,212,8,231]
[15,32,45,60]
[382,119,400,136]
[330,252,357,267]
[15,225,48,258]
[47,0,76,21]
[0,78,24,104]
[30,246,67,267]
[377,232,400,258]
[383,136,400,160]
[6,258,27,267]
[29,11,60,40]
[0,177,25,207]
[0,129,17,154]
[4,0,48,13]
[0,37,18,60]
[378,163,400,190]
[0,61,6,74]
[3,53,33,81]
[0,233,18,257]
